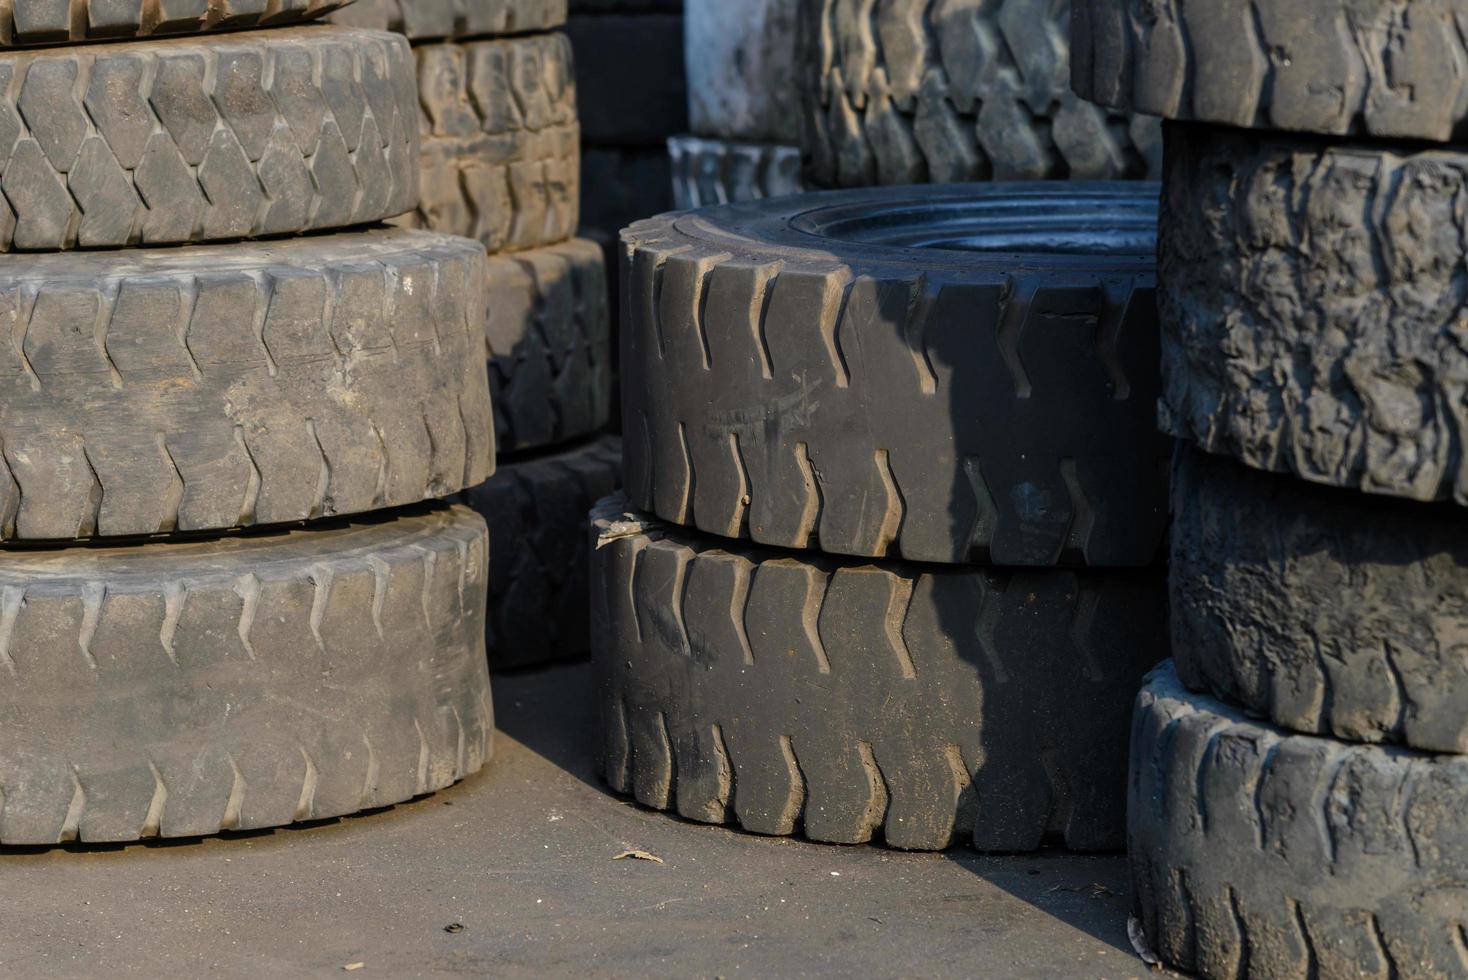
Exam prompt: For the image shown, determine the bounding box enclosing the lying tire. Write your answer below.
[1160,123,1468,505]
[329,0,565,38]
[0,0,345,45]
[468,436,620,670]
[622,183,1169,567]
[1073,0,1468,144]
[592,496,1167,851]
[407,33,579,254]
[0,503,490,844]
[802,0,1160,187]
[0,228,493,541]
[668,135,803,210]
[0,26,417,250]
[1130,662,1468,979]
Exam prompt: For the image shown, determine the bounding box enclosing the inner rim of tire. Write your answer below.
[791,192,1158,255]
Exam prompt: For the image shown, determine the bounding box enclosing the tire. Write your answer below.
[621,183,1170,567]
[668,135,803,210]
[565,14,686,144]
[580,146,672,238]
[1073,0,1468,144]
[328,0,565,38]
[0,25,417,251]
[592,496,1167,851]
[0,0,344,46]
[686,0,800,144]
[570,0,680,12]
[801,0,1161,188]
[468,436,620,670]
[1130,662,1468,979]
[406,32,579,255]
[0,228,493,541]
[1159,123,1468,505]
[0,503,491,844]
[486,238,611,455]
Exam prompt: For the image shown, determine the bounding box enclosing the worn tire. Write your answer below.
[469,436,620,670]
[0,503,491,845]
[328,0,565,38]
[669,135,803,210]
[622,183,1169,567]
[1131,662,1468,979]
[592,496,1167,851]
[1073,0,1468,144]
[566,13,685,144]
[0,0,344,45]
[0,25,417,251]
[405,32,578,255]
[0,228,493,541]
[687,0,800,143]
[487,238,611,455]
[802,0,1160,188]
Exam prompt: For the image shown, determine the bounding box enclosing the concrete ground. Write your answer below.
[3,662,1151,978]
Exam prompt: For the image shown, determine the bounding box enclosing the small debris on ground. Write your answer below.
[443,923,464,934]
[1127,916,1161,968]
[613,849,664,864]
[343,963,365,972]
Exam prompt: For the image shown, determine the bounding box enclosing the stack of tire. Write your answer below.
[1074,2,1468,973]
[331,0,619,669]
[0,6,497,843]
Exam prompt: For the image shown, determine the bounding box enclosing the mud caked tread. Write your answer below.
[1131,662,1468,979]
[468,436,620,669]
[668,135,803,210]
[592,496,1167,851]
[0,503,491,845]
[405,32,578,255]
[328,0,565,39]
[0,0,345,45]
[0,26,417,251]
[486,237,610,455]
[621,184,1170,568]
[1159,123,1468,505]
[802,0,1160,188]
[0,228,494,541]
[1074,0,1468,143]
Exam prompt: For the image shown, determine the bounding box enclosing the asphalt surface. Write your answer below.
[2,661,1150,978]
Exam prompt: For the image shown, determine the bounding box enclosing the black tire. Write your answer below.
[621,183,1170,567]
[571,0,678,9]
[0,25,417,251]
[592,496,1168,851]
[0,0,344,46]
[0,228,493,541]
[0,503,491,844]
[1159,122,1468,505]
[469,436,620,670]
[668,135,803,210]
[406,32,578,255]
[1073,0,1468,144]
[802,0,1160,188]
[580,146,672,240]
[328,0,565,38]
[487,238,611,455]
[565,13,686,144]
[1173,445,1468,755]
[1130,662,1468,979]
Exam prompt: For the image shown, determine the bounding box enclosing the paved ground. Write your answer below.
[3,662,1150,978]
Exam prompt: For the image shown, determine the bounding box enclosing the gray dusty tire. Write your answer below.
[621,183,1170,567]
[1159,123,1468,505]
[668,135,803,210]
[0,503,491,845]
[0,25,418,251]
[0,228,494,541]
[1173,445,1468,755]
[592,496,1168,852]
[468,436,620,670]
[486,237,611,455]
[405,32,578,255]
[686,0,800,144]
[1131,662,1468,979]
[328,0,565,38]
[802,0,1160,187]
[1073,0,1468,144]
[0,0,345,45]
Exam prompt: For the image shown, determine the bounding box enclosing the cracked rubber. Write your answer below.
[0,25,418,251]
[0,0,344,46]
[1173,444,1468,755]
[592,496,1168,851]
[0,503,491,845]
[621,183,1170,568]
[0,228,494,542]
[1131,661,1468,979]
[468,436,620,670]
[1073,0,1468,143]
[405,32,579,255]
[668,135,803,210]
[1160,122,1468,505]
[802,0,1160,187]
[486,237,611,455]
[328,0,564,39]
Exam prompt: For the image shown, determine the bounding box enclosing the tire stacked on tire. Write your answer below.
[0,12,498,844]
[1073,3,1468,973]
[592,182,1173,852]
[330,1,619,669]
